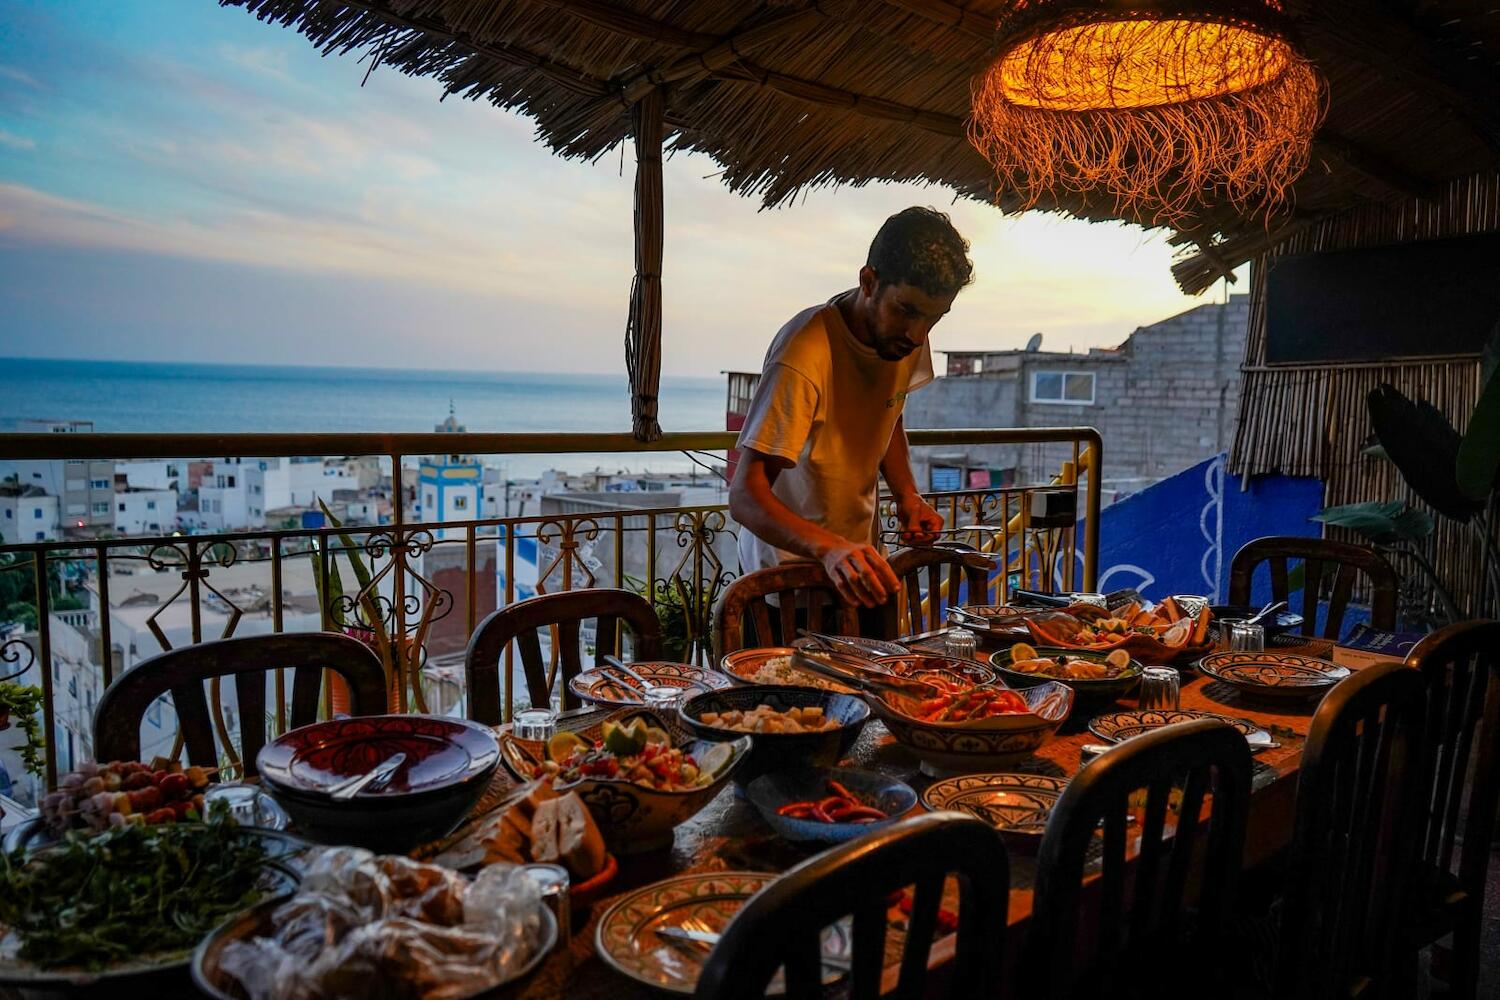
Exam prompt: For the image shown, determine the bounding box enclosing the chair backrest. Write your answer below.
[93,632,387,778]
[713,562,890,655]
[1227,535,1399,638]
[1405,621,1500,924]
[1026,718,1252,1000]
[1275,660,1428,1000]
[693,812,1010,1000]
[888,547,995,635]
[464,588,662,723]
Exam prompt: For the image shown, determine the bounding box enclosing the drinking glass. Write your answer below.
[1228,621,1265,652]
[1168,595,1209,618]
[644,685,683,714]
[514,707,559,741]
[943,626,978,660]
[203,783,289,829]
[1138,667,1181,711]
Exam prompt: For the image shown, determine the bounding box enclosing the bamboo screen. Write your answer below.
[1231,172,1500,611]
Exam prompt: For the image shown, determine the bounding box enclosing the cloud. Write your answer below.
[0,64,39,88]
[0,129,35,151]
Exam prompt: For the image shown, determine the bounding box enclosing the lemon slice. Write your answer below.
[1105,649,1131,670]
[697,742,735,779]
[643,725,672,746]
[1010,642,1038,663]
[546,731,589,762]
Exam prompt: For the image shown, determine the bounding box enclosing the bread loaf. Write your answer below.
[531,792,606,879]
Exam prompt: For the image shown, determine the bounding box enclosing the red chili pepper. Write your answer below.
[838,805,888,821]
[827,780,856,801]
[777,802,815,817]
[810,801,834,823]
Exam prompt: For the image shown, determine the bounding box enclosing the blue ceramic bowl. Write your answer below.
[747,767,916,844]
[678,685,870,789]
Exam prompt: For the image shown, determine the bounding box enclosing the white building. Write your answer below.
[259,457,359,511]
[192,461,266,532]
[114,486,177,536]
[0,486,60,544]
[116,459,186,493]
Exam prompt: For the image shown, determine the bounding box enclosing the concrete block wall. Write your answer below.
[906,295,1248,498]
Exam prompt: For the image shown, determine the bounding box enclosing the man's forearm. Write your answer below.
[729,455,845,561]
[880,416,922,502]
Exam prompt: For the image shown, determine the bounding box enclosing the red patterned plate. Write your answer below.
[258,715,499,798]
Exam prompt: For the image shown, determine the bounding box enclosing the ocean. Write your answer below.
[0,358,729,479]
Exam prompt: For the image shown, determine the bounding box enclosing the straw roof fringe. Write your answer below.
[229,1,1500,279]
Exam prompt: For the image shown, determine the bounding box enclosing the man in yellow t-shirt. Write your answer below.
[729,206,974,609]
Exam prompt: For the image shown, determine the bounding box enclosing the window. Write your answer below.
[167,465,180,478]
[90,479,110,490]
[1030,370,1096,405]
[146,500,156,510]
[33,508,43,519]
[118,502,126,512]
[453,495,468,511]
[35,531,45,541]
[226,476,235,488]
[3,508,9,519]
[91,502,109,515]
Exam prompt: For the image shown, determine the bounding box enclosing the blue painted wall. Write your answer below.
[1072,454,1324,604]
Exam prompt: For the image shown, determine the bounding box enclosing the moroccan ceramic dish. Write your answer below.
[871,653,999,688]
[718,647,857,693]
[989,645,1143,707]
[866,681,1074,775]
[678,686,870,789]
[747,767,916,844]
[498,708,748,854]
[568,661,733,708]
[257,715,499,853]
[594,871,851,995]
[1196,650,1349,700]
[921,772,1069,845]
[1088,709,1269,747]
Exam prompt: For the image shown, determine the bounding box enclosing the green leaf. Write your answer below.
[1457,361,1500,501]
[1368,384,1482,522]
[1391,506,1435,540]
[1360,442,1389,461]
[1311,501,1434,545]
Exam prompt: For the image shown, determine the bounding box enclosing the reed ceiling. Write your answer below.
[225,0,1500,293]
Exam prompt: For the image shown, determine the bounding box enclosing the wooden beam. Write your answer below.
[713,62,966,137]
[1295,0,1500,152]
[1313,131,1437,201]
[880,0,993,40]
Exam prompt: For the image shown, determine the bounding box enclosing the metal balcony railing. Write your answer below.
[0,428,1100,799]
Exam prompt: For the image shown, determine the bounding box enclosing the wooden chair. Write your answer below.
[693,812,1010,1000]
[1026,718,1252,1000]
[1227,535,1399,638]
[464,588,661,723]
[1400,621,1500,998]
[93,633,386,779]
[713,562,890,655]
[1273,660,1428,1000]
[888,547,995,636]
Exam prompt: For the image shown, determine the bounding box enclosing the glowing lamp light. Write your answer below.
[970,1,1326,226]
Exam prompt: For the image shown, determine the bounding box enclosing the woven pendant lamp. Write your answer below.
[970,1,1326,226]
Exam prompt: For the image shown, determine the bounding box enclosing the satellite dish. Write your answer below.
[1024,333,1043,352]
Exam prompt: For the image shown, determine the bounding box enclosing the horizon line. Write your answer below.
[0,354,729,381]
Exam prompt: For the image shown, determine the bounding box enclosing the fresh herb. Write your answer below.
[0,809,273,970]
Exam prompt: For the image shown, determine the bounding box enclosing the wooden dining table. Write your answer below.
[470,629,1335,999]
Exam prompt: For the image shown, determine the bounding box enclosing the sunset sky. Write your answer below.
[0,1,1238,376]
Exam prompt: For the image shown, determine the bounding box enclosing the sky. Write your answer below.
[0,1,1238,377]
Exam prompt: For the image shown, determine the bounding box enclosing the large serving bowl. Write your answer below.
[866,681,1074,774]
[873,652,999,688]
[677,686,870,789]
[988,645,1142,709]
[747,767,916,845]
[718,647,856,692]
[497,709,749,854]
[257,715,499,854]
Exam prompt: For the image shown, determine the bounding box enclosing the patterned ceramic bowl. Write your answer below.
[989,645,1143,707]
[678,686,871,789]
[257,714,499,853]
[865,681,1074,774]
[496,709,750,854]
[1196,650,1349,700]
[568,661,734,708]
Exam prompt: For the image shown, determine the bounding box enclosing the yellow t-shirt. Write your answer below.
[736,293,934,573]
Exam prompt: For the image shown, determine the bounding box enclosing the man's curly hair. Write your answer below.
[866,207,974,297]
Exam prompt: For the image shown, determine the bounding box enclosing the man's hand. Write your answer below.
[821,541,901,608]
[894,493,944,546]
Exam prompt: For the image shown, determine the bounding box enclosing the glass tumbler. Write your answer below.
[1228,621,1265,652]
[514,707,559,741]
[943,626,978,660]
[1138,667,1181,712]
